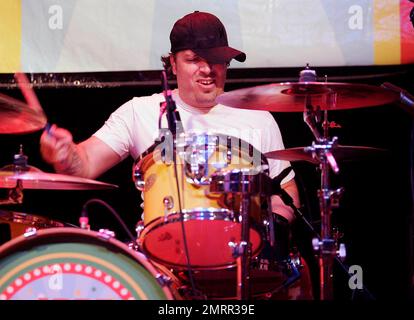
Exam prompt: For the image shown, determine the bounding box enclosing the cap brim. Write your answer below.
[194,46,246,64]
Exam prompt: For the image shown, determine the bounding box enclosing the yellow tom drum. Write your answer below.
[132,132,270,270]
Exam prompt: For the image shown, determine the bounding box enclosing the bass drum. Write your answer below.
[0,228,178,300]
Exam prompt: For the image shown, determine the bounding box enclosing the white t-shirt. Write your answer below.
[93,90,294,183]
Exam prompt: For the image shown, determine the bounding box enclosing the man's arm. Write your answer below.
[270,178,300,223]
[40,124,121,179]
[269,178,300,260]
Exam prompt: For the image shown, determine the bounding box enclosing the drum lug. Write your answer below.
[184,155,208,185]
[155,273,172,287]
[132,167,145,191]
[97,229,116,240]
[24,227,38,238]
[135,220,145,238]
[226,136,232,164]
[127,240,140,252]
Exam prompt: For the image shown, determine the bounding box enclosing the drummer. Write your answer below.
[40,11,300,270]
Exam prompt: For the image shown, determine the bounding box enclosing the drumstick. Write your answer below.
[14,72,51,133]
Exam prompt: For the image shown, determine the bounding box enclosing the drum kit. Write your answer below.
[0,69,398,300]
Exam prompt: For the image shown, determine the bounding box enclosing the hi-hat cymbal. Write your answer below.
[265,145,387,164]
[0,93,47,134]
[0,166,118,190]
[217,82,398,112]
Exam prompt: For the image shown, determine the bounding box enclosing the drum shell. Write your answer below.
[133,133,270,270]
[135,138,265,226]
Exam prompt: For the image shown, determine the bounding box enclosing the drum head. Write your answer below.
[139,209,263,270]
[0,228,173,300]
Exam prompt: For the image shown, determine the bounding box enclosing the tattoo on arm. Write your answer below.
[55,144,86,177]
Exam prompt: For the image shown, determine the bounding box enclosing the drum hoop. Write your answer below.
[133,133,270,175]
[0,227,174,300]
[139,208,264,270]
[141,207,233,229]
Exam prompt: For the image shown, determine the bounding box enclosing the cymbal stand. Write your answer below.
[234,193,252,300]
[303,97,346,300]
[0,145,27,205]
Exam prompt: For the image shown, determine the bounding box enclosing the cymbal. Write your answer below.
[265,146,387,164]
[0,93,47,134]
[217,82,398,112]
[0,166,118,190]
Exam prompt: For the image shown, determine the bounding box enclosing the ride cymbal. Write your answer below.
[217,82,398,112]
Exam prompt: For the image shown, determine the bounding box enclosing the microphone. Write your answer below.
[161,70,183,136]
[271,166,294,206]
[381,82,414,115]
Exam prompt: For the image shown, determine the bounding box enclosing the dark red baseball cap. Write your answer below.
[170,11,246,64]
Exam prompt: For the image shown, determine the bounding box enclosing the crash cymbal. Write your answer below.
[0,165,118,190]
[265,145,387,164]
[0,93,47,134]
[217,82,398,112]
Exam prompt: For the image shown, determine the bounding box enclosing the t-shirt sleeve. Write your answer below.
[93,100,134,160]
[264,114,295,184]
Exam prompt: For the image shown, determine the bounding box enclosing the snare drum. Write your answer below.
[0,228,177,300]
[133,133,269,270]
[0,210,72,245]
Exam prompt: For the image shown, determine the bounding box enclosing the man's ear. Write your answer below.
[170,54,177,75]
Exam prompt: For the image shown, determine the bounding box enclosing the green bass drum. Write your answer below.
[0,228,175,300]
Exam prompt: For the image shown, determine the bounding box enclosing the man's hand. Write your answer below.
[40,124,79,174]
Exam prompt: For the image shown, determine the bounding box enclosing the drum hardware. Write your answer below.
[155,273,173,287]
[209,167,264,194]
[217,68,398,300]
[304,97,347,299]
[80,198,135,243]
[127,241,140,252]
[178,133,220,185]
[261,255,303,299]
[97,229,116,240]
[23,227,38,238]
[163,196,174,221]
[208,168,265,300]
[0,146,29,205]
[265,167,370,299]
[133,169,145,191]
[135,220,145,238]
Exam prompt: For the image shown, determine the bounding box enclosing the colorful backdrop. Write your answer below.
[0,0,413,73]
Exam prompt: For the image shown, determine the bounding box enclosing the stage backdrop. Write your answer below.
[0,0,413,73]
